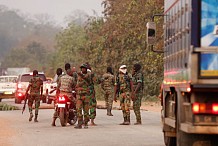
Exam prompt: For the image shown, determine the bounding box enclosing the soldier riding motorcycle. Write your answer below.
[51,66,77,127]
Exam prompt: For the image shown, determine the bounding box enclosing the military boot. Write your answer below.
[84,122,88,129]
[29,113,33,122]
[90,119,97,126]
[107,108,113,116]
[134,118,142,125]
[34,115,38,122]
[123,116,130,125]
[74,121,83,129]
[51,118,56,126]
[74,124,82,129]
[120,117,127,125]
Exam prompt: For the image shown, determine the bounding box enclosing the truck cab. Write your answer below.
[147,0,218,146]
[15,72,47,104]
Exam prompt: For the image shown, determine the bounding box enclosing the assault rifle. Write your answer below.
[22,94,28,114]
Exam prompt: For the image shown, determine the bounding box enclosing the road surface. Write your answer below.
[0,99,164,146]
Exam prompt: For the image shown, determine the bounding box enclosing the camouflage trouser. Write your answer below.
[76,94,90,125]
[28,94,40,115]
[133,92,143,122]
[89,97,97,119]
[104,91,113,109]
[120,92,131,119]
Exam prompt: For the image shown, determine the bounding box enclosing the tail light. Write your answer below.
[18,93,23,97]
[212,104,218,114]
[192,103,218,114]
[192,103,200,114]
[17,83,22,89]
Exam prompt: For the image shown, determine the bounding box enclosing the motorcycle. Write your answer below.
[56,91,77,127]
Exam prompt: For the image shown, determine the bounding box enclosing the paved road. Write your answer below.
[0,100,164,146]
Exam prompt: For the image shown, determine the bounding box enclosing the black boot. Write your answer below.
[120,117,127,125]
[124,116,130,125]
[34,115,38,122]
[74,124,82,129]
[51,118,56,126]
[29,113,33,122]
[107,108,113,116]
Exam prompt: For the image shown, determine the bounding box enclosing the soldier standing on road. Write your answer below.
[86,63,101,126]
[114,65,134,125]
[131,63,143,125]
[25,70,43,122]
[101,67,114,116]
[51,68,63,126]
[74,64,93,129]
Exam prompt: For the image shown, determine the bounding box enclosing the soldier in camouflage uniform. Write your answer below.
[52,64,76,126]
[65,63,78,83]
[25,70,43,122]
[51,68,63,126]
[114,65,134,125]
[132,63,143,125]
[74,64,93,129]
[87,64,101,126]
[101,67,114,116]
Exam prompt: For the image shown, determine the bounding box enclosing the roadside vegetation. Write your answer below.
[1,0,164,100]
[0,103,19,111]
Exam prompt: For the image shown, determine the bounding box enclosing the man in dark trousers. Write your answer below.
[25,70,43,122]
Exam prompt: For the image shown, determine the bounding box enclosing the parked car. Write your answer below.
[0,75,17,102]
[15,72,47,104]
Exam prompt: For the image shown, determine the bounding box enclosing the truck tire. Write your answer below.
[164,132,176,146]
[59,108,67,127]
[0,98,2,102]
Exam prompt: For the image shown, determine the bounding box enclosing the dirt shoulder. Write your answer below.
[0,118,14,146]
[97,100,162,112]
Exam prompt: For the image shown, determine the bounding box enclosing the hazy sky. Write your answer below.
[0,0,104,25]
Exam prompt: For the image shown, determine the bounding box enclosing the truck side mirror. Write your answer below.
[146,22,156,45]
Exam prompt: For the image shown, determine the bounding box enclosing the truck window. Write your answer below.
[21,74,46,82]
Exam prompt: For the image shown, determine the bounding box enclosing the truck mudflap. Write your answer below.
[181,123,218,134]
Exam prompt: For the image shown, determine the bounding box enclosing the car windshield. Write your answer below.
[0,76,17,83]
[21,74,46,82]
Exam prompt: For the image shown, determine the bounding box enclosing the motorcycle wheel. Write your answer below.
[59,108,67,127]
[68,110,77,125]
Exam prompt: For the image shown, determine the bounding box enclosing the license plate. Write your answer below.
[58,104,65,107]
[4,91,13,95]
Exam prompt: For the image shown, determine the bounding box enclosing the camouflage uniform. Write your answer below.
[132,71,143,124]
[89,72,101,120]
[101,72,114,115]
[52,73,76,126]
[115,73,132,124]
[75,72,92,127]
[28,75,43,121]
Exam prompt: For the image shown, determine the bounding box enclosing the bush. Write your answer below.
[0,103,19,111]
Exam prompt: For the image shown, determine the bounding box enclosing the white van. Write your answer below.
[0,76,18,102]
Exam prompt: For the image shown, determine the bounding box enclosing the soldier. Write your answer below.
[86,64,101,126]
[51,68,63,126]
[131,63,143,125]
[65,63,78,83]
[101,67,114,116]
[25,70,43,122]
[74,64,93,129]
[114,65,134,125]
[52,64,76,126]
